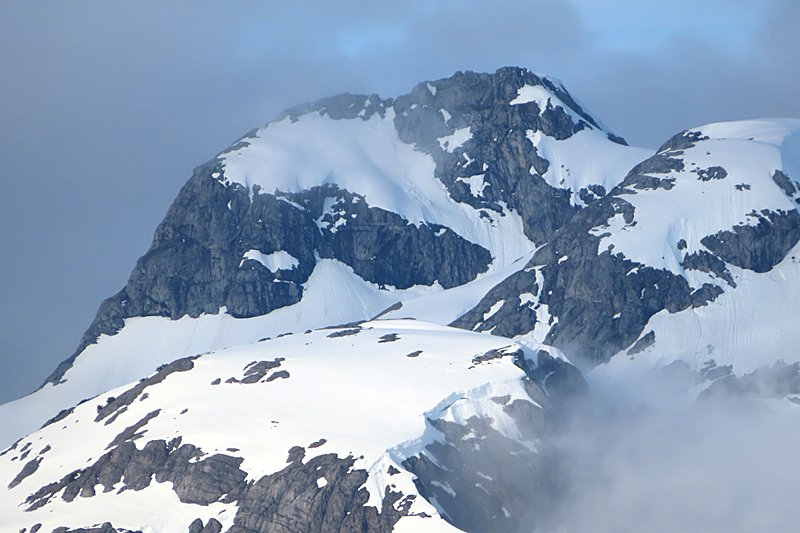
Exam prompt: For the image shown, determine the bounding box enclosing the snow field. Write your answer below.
[595,119,800,277]
[0,250,540,451]
[1,320,534,533]
[595,237,800,380]
[219,109,533,267]
[437,127,472,153]
[527,128,652,204]
[240,249,299,271]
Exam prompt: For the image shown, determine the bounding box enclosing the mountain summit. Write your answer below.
[3,68,800,533]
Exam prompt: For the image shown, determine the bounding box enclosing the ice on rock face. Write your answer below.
[438,127,472,153]
[510,84,555,108]
[241,250,299,272]
[219,110,532,268]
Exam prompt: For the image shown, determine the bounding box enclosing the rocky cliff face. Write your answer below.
[452,127,800,369]
[44,67,634,386]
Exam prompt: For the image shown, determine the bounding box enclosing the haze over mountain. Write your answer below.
[3,0,800,405]
[2,67,800,533]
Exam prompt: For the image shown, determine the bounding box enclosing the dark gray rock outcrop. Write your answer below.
[514,351,589,407]
[391,67,622,244]
[43,67,625,387]
[239,358,285,383]
[95,356,199,423]
[616,150,683,192]
[227,451,411,533]
[456,269,540,338]
[681,250,736,287]
[8,456,41,489]
[772,169,798,197]
[189,518,223,533]
[655,130,709,154]
[452,194,705,368]
[693,165,728,181]
[290,184,492,290]
[700,209,800,273]
[402,379,561,533]
[23,437,247,511]
[105,410,161,449]
[626,330,655,356]
[24,437,409,533]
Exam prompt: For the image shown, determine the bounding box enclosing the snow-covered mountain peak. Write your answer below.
[219,68,647,227]
[4,68,800,533]
[695,117,800,147]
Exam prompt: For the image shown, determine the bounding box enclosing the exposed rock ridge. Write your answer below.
[453,129,800,368]
[42,67,622,386]
[43,171,491,386]
[402,377,561,533]
[451,193,709,367]
[390,67,610,245]
[21,435,409,533]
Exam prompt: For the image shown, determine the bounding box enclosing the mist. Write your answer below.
[534,366,800,533]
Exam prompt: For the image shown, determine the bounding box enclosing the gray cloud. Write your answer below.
[569,0,800,147]
[542,375,800,532]
[1,0,798,404]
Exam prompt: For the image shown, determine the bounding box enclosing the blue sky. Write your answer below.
[1,0,798,403]
[573,0,761,52]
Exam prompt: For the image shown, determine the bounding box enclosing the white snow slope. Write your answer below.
[513,83,650,203]
[0,255,534,452]
[0,78,644,449]
[0,320,536,533]
[588,119,800,380]
[220,106,532,269]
